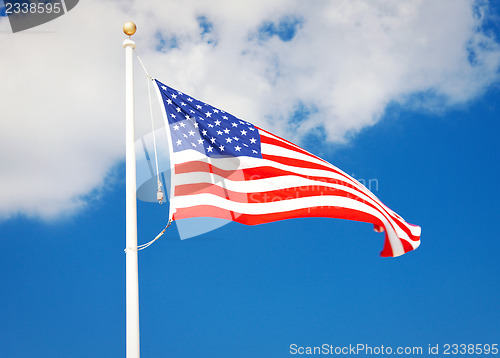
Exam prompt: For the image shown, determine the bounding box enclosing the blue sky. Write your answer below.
[2,89,500,357]
[1,1,500,357]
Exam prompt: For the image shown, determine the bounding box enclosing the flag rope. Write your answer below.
[133,49,151,79]
[134,49,164,203]
[146,76,164,202]
[124,219,172,252]
[122,49,173,252]
[136,219,172,250]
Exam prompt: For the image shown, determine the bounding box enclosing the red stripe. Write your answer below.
[380,235,394,257]
[175,161,362,192]
[176,183,377,207]
[173,204,385,228]
[260,132,321,162]
[175,182,249,202]
[258,127,331,165]
[386,212,420,243]
[175,161,252,180]
[401,238,415,254]
[174,155,341,182]
[261,153,354,183]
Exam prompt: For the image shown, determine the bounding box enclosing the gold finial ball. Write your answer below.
[123,21,137,36]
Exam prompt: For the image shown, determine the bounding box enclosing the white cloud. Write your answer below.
[0,0,499,220]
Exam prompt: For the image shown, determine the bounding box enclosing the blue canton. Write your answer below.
[156,79,262,159]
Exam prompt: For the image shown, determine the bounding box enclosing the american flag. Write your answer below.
[154,79,421,257]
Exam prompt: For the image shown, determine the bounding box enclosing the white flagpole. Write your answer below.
[123,22,140,358]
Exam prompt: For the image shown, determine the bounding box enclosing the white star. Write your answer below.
[167,99,172,105]
[241,130,247,135]
[249,127,255,131]
[197,139,204,144]
[185,115,190,120]
[250,138,257,144]
[222,116,228,120]
[181,102,186,106]
[233,137,239,141]
[162,86,167,90]
[243,143,248,147]
[226,137,232,143]
[213,109,219,113]
[196,105,202,109]
[190,110,195,113]
[170,113,176,118]
[219,145,225,151]
[252,150,257,154]
[183,133,188,138]
[173,124,179,130]
[172,94,177,99]
[210,137,216,144]
[179,122,186,127]
[194,122,199,128]
[235,145,241,151]
[201,129,208,136]
[214,120,221,126]
[208,124,214,128]
[223,128,230,134]
[176,139,182,146]
[187,98,193,102]
[205,112,212,118]
[176,107,181,112]
[191,142,197,147]
[217,130,223,135]
[188,130,195,136]
[232,122,238,127]
[207,146,213,152]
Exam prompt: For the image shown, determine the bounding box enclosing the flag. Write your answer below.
[154,79,421,257]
